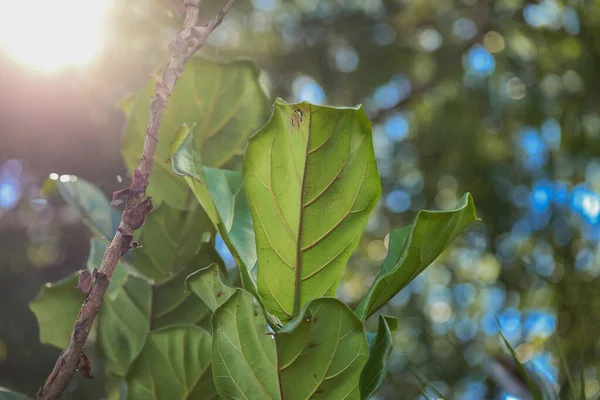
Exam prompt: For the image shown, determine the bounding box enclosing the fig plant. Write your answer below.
[14,56,477,399]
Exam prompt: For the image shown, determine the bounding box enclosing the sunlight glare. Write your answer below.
[0,0,112,72]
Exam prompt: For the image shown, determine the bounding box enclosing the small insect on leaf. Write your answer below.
[289,106,304,131]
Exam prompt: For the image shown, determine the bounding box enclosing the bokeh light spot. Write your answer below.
[418,28,443,52]
[333,45,359,73]
[465,45,495,76]
[292,76,326,104]
[385,189,411,213]
[453,18,477,40]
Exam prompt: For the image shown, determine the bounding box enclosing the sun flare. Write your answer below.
[0,0,112,72]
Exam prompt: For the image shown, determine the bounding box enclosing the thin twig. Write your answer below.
[34,1,234,399]
[184,0,234,61]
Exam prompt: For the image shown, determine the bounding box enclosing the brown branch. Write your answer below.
[185,0,235,61]
[34,1,234,399]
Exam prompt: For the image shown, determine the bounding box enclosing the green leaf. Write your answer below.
[355,193,477,320]
[89,200,218,329]
[277,297,369,400]
[126,325,215,400]
[185,263,236,312]
[173,127,284,329]
[243,99,382,321]
[121,57,270,209]
[554,333,576,399]
[496,317,543,400]
[47,176,121,239]
[151,261,212,330]
[133,203,210,282]
[172,124,258,290]
[211,290,281,399]
[98,275,152,377]
[211,292,369,400]
[579,331,585,400]
[29,272,84,349]
[91,219,216,332]
[117,92,137,118]
[168,124,194,161]
[579,366,585,400]
[359,316,397,399]
[0,388,31,400]
[103,377,128,400]
[412,368,448,400]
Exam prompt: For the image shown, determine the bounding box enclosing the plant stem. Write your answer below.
[34,1,234,398]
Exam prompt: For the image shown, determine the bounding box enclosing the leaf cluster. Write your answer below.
[21,58,478,400]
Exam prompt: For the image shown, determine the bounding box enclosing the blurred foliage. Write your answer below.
[3,0,600,398]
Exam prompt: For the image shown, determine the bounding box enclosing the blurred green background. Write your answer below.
[1,0,600,398]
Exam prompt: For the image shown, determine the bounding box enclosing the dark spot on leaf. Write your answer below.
[216,291,223,298]
[289,106,304,131]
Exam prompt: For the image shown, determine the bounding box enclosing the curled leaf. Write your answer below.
[355,193,478,320]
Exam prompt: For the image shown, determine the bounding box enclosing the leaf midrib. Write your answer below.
[293,106,311,317]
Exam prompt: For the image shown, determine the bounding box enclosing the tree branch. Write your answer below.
[34,1,234,398]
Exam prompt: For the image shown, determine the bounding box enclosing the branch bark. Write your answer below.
[35,1,234,398]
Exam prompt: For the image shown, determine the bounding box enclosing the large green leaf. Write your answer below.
[186,263,236,312]
[243,99,382,321]
[359,316,397,399]
[211,292,368,400]
[172,124,258,291]
[0,388,31,400]
[91,227,215,334]
[121,57,270,209]
[126,325,216,400]
[108,201,217,328]
[211,290,281,399]
[98,275,152,377]
[84,200,217,329]
[277,297,368,400]
[355,193,478,321]
[134,203,210,283]
[29,272,84,349]
[102,376,128,400]
[151,261,212,330]
[44,176,120,239]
